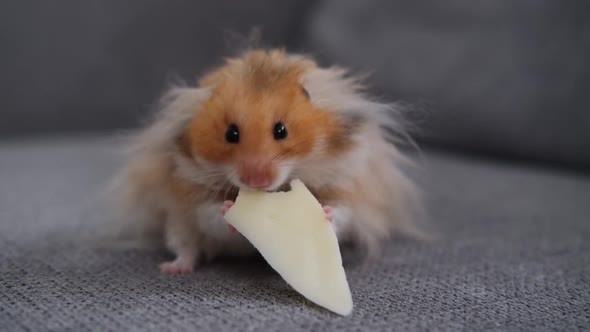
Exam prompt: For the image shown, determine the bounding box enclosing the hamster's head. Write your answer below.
[178,50,357,192]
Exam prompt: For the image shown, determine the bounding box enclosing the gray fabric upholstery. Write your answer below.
[1,136,588,331]
[0,0,313,137]
[304,0,590,168]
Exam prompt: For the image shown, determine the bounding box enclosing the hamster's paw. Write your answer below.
[159,255,195,275]
[221,200,234,216]
[323,206,333,223]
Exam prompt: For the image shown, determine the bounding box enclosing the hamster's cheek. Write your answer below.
[192,139,234,164]
[225,167,244,189]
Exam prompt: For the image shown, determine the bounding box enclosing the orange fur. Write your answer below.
[186,51,352,166]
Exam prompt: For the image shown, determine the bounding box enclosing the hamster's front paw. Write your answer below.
[323,206,333,223]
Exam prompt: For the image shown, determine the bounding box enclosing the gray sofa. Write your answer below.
[2,1,589,330]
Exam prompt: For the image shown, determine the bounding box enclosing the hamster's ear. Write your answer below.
[338,113,367,136]
[301,86,310,100]
[175,130,193,158]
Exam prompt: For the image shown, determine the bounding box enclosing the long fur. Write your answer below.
[298,62,425,255]
[113,48,424,262]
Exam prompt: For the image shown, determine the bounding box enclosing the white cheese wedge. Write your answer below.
[224,179,353,316]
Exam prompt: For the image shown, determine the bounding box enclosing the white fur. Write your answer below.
[195,201,255,258]
[195,202,232,240]
[330,205,353,239]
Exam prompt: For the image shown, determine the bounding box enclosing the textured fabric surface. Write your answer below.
[303,0,590,168]
[1,136,589,331]
[0,0,314,137]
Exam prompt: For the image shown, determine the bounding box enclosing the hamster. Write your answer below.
[114,49,422,274]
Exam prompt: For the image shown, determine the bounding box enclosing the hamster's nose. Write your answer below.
[239,158,274,189]
[240,174,272,189]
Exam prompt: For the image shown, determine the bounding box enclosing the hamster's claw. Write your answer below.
[323,206,333,223]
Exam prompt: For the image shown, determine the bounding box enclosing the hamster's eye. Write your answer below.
[225,124,240,144]
[273,122,288,140]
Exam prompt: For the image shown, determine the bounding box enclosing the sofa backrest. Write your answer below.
[303,0,590,168]
[0,0,313,137]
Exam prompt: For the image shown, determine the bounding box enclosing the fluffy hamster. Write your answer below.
[114,49,422,274]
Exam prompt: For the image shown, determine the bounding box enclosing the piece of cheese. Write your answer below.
[224,179,353,316]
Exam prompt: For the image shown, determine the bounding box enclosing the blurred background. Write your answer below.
[1,0,589,170]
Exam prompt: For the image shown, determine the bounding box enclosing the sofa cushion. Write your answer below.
[303,0,590,168]
[0,136,588,330]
